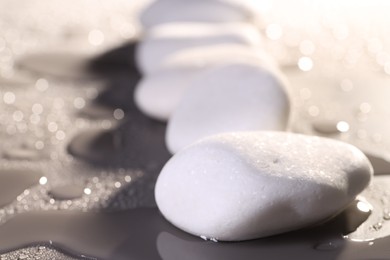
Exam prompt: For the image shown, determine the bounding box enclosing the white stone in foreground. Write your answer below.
[136,22,262,74]
[166,62,290,154]
[140,0,251,29]
[135,44,277,121]
[155,132,373,241]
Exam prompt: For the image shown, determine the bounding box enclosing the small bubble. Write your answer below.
[35,141,44,150]
[125,175,132,183]
[336,121,350,133]
[88,29,105,46]
[372,222,383,231]
[308,106,320,117]
[73,97,86,109]
[47,122,58,132]
[12,110,24,122]
[32,103,44,115]
[266,24,283,40]
[84,188,92,195]
[39,176,48,185]
[35,78,49,91]
[55,130,66,141]
[3,91,15,104]
[101,120,112,129]
[298,57,313,72]
[357,200,372,213]
[312,120,339,134]
[114,182,122,188]
[113,108,125,120]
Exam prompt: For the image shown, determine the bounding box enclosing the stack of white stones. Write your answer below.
[134,0,373,241]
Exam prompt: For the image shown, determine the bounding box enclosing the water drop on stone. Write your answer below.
[383,210,390,220]
[371,222,383,231]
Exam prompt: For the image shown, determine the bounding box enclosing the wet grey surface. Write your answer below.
[2,1,390,259]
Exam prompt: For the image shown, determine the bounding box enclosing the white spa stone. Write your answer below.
[139,0,252,29]
[155,131,373,241]
[136,22,262,74]
[166,62,290,154]
[135,44,277,121]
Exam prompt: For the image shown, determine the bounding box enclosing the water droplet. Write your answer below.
[312,120,349,134]
[47,122,58,133]
[48,184,85,201]
[113,109,125,120]
[83,188,92,195]
[124,175,132,183]
[73,97,86,109]
[32,103,44,115]
[12,110,24,122]
[55,130,66,141]
[371,222,383,231]
[357,200,372,213]
[200,236,219,242]
[298,56,313,72]
[383,210,390,220]
[336,121,350,133]
[35,78,49,92]
[314,238,344,251]
[39,177,48,185]
[3,92,15,104]
[35,141,44,150]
